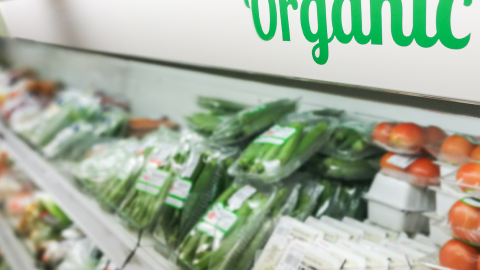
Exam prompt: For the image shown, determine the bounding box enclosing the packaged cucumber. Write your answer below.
[186,113,225,136]
[229,111,338,184]
[236,181,301,270]
[321,118,383,160]
[209,99,297,145]
[176,183,276,270]
[315,156,378,181]
[314,179,371,220]
[197,96,248,115]
[153,144,239,248]
[290,176,325,221]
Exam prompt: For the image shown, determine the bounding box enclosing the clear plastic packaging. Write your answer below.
[253,216,325,270]
[197,96,248,115]
[321,116,383,161]
[435,239,480,270]
[379,153,441,186]
[445,197,480,246]
[153,144,239,248]
[424,134,480,165]
[440,163,480,198]
[209,98,297,145]
[314,156,378,181]
[176,183,276,270]
[186,113,225,136]
[371,122,446,155]
[290,175,324,221]
[229,112,338,184]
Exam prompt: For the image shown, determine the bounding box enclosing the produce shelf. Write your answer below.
[0,212,38,270]
[0,121,178,270]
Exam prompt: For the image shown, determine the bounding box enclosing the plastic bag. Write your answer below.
[371,122,446,155]
[197,96,248,115]
[424,134,480,165]
[154,144,239,248]
[290,176,324,221]
[186,113,225,136]
[436,239,480,270]
[322,117,383,160]
[229,112,338,184]
[379,153,440,186]
[176,183,276,270]
[57,238,101,270]
[209,98,297,145]
[314,179,371,221]
[440,163,480,198]
[445,198,480,246]
[314,156,377,181]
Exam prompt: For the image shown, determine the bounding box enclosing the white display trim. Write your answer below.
[0,0,479,102]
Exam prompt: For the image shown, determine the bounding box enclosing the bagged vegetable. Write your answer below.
[290,176,324,221]
[197,96,248,115]
[322,117,383,160]
[236,182,300,270]
[424,133,480,165]
[380,153,441,186]
[186,113,224,136]
[314,156,378,181]
[154,144,239,248]
[176,183,276,270]
[229,112,337,184]
[114,130,179,228]
[314,179,371,220]
[209,98,297,145]
[28,91,101,147]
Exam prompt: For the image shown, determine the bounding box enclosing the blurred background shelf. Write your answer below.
[0,121,177,270]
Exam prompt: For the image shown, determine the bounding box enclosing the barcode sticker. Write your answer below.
[169,178,192,199]
[228,185,256,211]
[387,155,417,169]
[276,243,305,270]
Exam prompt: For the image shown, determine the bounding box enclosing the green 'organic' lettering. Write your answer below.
[247,0,472,64]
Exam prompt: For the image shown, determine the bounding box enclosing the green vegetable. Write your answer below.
[290,180,324,221]
[187,113,224,135]
[317,157,377,180]
[177,184,274,270]
[197,96,248,114]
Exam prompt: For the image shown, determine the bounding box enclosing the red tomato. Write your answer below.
[424,126,447,144]
[457,163,480,192]
[441,135,476,165]
[406,158,440,178]
[372,122,395,144]
[471,146,480,162]
[449,199,480,244]
[440,239,479,270]
[380,152,405,171]
[389,123,424,151]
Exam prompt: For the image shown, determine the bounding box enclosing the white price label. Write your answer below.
[165,196,184,209]
[255,125,297,145]
[139,169,169,188]
[203,203,238,233]
[228,185,256,211]
[169,178,192,199]
[387,155,417,169]
[276,244,305,270]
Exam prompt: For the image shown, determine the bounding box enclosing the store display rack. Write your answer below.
[0,212,38,270]
[0,121,178,270]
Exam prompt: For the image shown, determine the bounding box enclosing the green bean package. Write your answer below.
[153,145,239,248]
[229,112,338,184]
[176,183,276,270]
[322,123,384,161]
[209,99,297,145]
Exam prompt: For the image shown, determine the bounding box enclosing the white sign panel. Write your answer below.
[0,0,478,102]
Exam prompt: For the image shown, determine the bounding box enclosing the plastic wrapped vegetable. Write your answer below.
[229,112,337,183]
[315,156,378,181]
[209,98,297,145]
[290,177,324,221]
[28,91,101,147]
[154,145,238,248]
[197,96,248,115]
[322,121,383,160]
[176,183,276,270]
[42,121,96,159]
[236,182,300,270]
[314,179,371,220]
[186,113,225,136]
